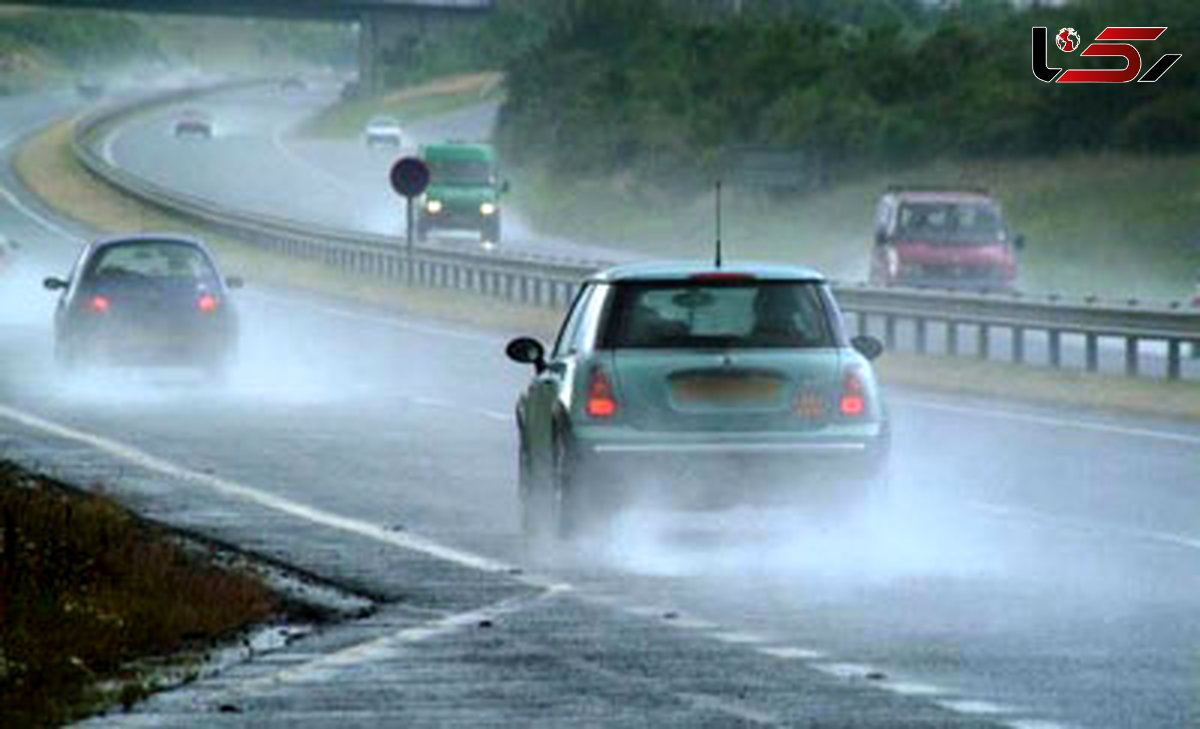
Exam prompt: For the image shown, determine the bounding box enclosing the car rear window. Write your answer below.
[603,281,836,350]
[87,241,219,284]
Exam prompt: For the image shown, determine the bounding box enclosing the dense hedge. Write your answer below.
[0,11,159,70]
[496,0,1200,189]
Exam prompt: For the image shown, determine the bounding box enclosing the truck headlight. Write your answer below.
[426,199,443,214]
[480,202,497,216]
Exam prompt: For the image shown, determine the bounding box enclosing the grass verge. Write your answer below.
[14,115,1199,420]
[296,71,504,140]
[0,463,274,726]
[510,152,1200,302]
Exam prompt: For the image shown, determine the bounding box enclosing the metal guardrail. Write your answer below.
[70,84,1200,381]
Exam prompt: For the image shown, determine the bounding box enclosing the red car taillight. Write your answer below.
[89,295,110,313]
[839,368,866,417]
[197,294,218,313]
[585,366,617,418]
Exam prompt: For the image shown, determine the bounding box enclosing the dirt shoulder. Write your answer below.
[0,463,274,726]
[14,115,1199,421]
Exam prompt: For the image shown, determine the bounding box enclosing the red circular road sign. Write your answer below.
[390,157,430,198]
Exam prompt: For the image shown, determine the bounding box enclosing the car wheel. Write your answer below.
[481,217,501,246]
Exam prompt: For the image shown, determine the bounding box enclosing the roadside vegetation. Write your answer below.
[0,463,274,726]
[0,8,354,93]
[14,116,1199,418]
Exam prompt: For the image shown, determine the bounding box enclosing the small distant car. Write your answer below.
[869,187,1024,290]
[173,110,213,139]
[280,76,307,92]
[44,234,241,376]
[506,261,890,538]
[364,116,404,148]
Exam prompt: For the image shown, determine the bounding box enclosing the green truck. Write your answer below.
[416,142,508,245]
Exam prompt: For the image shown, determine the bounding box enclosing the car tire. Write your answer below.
[521,427,586,541]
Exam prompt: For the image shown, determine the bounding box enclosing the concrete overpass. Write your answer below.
[2,0,493,91]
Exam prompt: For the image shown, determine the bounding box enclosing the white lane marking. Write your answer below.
[709,631,768,645]
[969,500,1200,553]
[269,126,359,197]
[937,699,1014,715]
[895,396,1200,446]
[101,127,118,165]
[221,588,564,696]
[245,289,503,345]
[757,646,825,660]
[0,402,538,578]
[1004,720,1071,729]
[0,186,83,241]
[879,681,946,697]
[622,605,665,618]
[811,662,880,679]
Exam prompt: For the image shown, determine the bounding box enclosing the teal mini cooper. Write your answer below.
[506,261,889,538]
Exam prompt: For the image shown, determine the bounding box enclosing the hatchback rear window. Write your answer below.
[87,241,218,285]
[603,281,836,349]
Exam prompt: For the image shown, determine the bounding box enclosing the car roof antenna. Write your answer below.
[714,180,723,269]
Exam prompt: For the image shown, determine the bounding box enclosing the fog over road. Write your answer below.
[0,88,1196,727]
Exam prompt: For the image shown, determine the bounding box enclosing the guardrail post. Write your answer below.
[1048,329,1062,369]
[1012,326,1025,364]
[1085,333,1099,372]
[884,315,896,350]
[915,318,927,355]
[1125,337,1139,376]
[946,320,958,357]
[977,323,990,360]
[1167,339,1181,380]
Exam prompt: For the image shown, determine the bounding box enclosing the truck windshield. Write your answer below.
[897,202,1005,244]
[604,281,835,350]
[429,159,492,185]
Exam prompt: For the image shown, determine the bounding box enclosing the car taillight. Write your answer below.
[89,295,110,313]
[586,366,617,418]
[197,294,218,313]
[839,368,866,417]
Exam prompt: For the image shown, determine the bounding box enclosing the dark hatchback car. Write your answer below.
[506,262,889,538]
[44,235,241,375]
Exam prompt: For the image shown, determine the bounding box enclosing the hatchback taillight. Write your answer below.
[89,295,110,313]
[197,294,218,313]
[839,368,866,417]
[586,367,617,418]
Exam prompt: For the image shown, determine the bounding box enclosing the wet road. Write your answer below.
[0,91,1198,728]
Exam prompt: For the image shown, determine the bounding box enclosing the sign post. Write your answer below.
[389,157,431,282]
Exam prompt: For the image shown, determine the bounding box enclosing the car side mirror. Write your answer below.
[506,336,545,372]
[43,276,68,291]
[226,275,244,290]
[1013,233,1026,250]
[851,335,884,361]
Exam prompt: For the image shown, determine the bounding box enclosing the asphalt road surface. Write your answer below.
[0,89,1197,728]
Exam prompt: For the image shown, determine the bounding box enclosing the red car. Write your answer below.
[869,188,1024,290]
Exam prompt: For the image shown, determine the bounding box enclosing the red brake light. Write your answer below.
[89,295,110,313]
[197,294,218,313]
[586,367,617,418]
[839,369,866,417]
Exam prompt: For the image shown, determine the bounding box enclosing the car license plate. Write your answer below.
[671,374,783,406]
